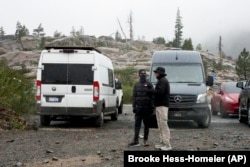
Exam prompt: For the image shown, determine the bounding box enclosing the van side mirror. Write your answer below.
[236,82,244,89]
[115,81,122,89]
[206,75,213,86]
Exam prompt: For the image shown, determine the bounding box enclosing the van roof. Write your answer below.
[44,46,102,53]
[152,50,202,63]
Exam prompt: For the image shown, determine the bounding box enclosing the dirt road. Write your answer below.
[0,105,250,167]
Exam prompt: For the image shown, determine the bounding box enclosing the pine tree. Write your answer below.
[153,37,166,44]
[0,26,5,37]
[182,38,193,50]
[15,21,29,50]
[33,23,44,37]
[196,44,202,51]
[235,48,250,80]
[173,8,183,48]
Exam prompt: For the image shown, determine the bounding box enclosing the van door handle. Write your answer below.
[72,86,76,93]
[113,89,116,94]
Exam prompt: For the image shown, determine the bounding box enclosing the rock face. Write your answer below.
[0,35,238,82]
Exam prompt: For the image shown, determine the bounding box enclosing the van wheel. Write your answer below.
[118,100,123,114]
[111,107,118,121]
[239,106,245,123]
[95,112,104,127]
[197,109,211,128]
[248,106,250,127]
[40,115,50,126]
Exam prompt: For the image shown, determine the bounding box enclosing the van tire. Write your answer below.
[118,100,123,114]
[95,112,104,127]
[239,107,245,123]
[40,115,50,126]
[197,109,211,128]
[111,108,118,121]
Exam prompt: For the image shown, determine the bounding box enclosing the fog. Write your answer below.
[1,0,250,58]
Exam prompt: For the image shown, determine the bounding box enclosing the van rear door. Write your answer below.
[67,53,94,108]
[41,52,95,112]
[41,52,68,112]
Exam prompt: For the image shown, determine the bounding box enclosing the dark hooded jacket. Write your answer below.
[132,75,154,113]
[153,74,170,107]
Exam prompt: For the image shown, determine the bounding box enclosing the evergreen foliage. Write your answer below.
[0,26,5,37]
[173,8,183,48]
[0,59,35,114]
[235,48,250,80]
[196,44,202,51]
[182,38,193,50]
[115,67,137,103]
[153,37,166,44]
[33,23,44,37]
[15,21,29,50]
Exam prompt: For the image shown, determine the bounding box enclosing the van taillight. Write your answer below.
[93,81,99,101]
[36,80,41,101]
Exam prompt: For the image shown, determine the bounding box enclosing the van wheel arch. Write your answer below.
[118,97,123,114]
[111,107,118,121]
[197,108,211,128]
[95,106,104,127]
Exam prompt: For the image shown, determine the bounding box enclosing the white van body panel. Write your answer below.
[36,47,117,126]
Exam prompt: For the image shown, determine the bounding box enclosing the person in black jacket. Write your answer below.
[152,67,172,151]
[128,69,154,147]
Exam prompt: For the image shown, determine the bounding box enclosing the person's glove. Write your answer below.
[133,107,136,113]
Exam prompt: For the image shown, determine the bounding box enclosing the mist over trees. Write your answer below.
[1,8,249,57]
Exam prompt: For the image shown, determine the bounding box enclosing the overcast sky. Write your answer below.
[1,0,250,56]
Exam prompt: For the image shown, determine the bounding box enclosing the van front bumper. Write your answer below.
[168,103,210,121]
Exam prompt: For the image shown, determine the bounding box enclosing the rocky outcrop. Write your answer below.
[0,35,238,82]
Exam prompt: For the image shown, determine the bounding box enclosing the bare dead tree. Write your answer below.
[128,11,133,41]
[117,18,127,42]
[218,36,223,58]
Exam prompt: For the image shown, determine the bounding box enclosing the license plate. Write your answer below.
[48,97,59,102]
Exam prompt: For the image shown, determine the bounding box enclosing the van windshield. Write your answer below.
[42,64,93,85]
[150,64,204,83]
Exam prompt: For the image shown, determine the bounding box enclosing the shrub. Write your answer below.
[0,59,35,114]
[115,67,138,104]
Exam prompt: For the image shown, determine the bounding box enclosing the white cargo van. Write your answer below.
[36,47,118,127]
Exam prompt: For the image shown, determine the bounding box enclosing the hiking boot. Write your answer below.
[155,143,164,149]
[139,134,144,139]
[143,140,149,146]
[160,146,172,151]
[128,141,140,147]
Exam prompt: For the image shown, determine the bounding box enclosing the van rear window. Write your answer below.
[42,64,93,85]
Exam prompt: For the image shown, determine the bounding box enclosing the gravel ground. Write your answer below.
[1,105,250,167]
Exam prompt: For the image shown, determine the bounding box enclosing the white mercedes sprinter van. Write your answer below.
[149,50,213,128]
[36,47,118,127]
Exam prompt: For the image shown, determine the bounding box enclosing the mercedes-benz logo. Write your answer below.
[174,95,182,103]
[52,87,56,91]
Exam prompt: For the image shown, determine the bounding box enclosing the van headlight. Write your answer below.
[196,93,207,103]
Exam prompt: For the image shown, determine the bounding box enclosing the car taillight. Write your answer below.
[93,81,99,101]
[36,80,41,101]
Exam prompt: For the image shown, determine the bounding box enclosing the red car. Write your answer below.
[211,81,241,117]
